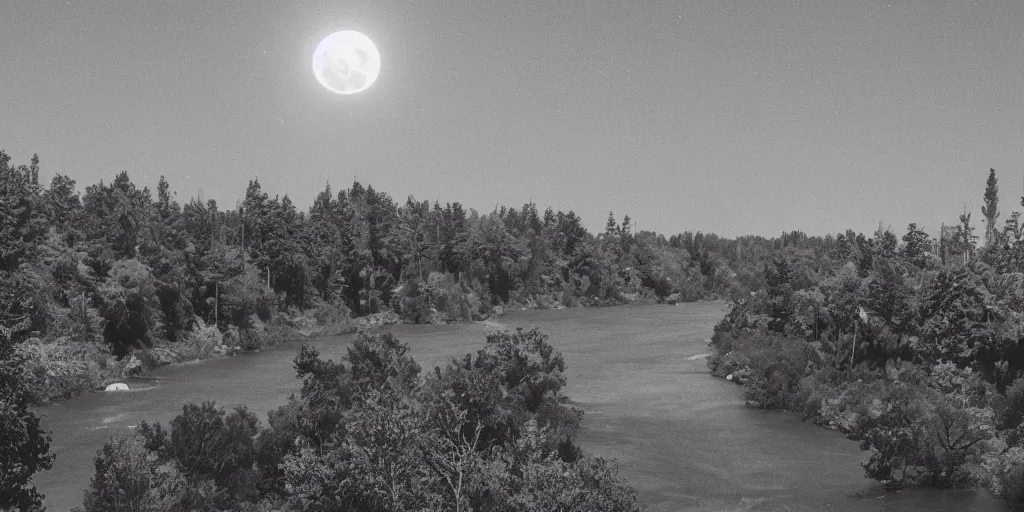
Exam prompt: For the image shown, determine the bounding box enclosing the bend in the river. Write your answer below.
[34,302,998,511]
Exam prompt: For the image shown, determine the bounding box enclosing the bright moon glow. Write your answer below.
[312,30,381,95]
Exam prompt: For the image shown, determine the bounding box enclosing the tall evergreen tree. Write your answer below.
[983,168,999,246]
[957,211,978,265]
[901,223,931,268]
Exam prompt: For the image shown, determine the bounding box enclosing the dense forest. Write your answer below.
[6,152,1024,509]
[0,151,795,510]
[0,150,802,406]
[710,169,1024,508]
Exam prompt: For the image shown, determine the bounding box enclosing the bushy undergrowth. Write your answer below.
[171,323,226,361]
[77,329,642,512]
[988,379,1024,508]
[16,338,126,404]
[712,319,1000,490]
[393,272,486,324]
[15,318,306,405]
[291,298,356,336]
[988,446,1024,509]
[0,336,54,511]
[708,330,811,410]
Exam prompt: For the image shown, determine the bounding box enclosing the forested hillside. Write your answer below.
[709,169,1024,508]
[0,150,812,404]
[0,150,797,511]
[10,151,1022,509]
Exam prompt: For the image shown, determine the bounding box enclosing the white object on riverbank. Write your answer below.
[104,382,129,391]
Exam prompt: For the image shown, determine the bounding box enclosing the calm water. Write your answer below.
[34,301,999,511]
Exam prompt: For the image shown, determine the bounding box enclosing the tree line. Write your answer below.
[10,150,1013,509]
[0,150,812,510]
[709,168,1024,508]
[0,149,811,361]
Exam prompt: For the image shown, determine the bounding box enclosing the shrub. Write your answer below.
[98,259,162,357]
[223,325,241,350]
[81,434,156,512]
[222,270,275,330]
[254,400,303,496]
[998,378,1024,445]
[0,338,54,511]
[396,273,479,324]
[83,402,262,512]
[237,328,267,352]
[264,323,300,347]
[707,331,811,410]
[309,297,352,325]
[422,328,581,456]
[396,279,432,323]
[78,328,641,512]
[560,279,580,307]
[346,332,421,397]
[179,322,224,360]
[988,446,1024,510]
[1003,466,1024,511]
[49,294,105,344]
[16,337,124,404]
[278,299,355,337]
[743,334,812,410]
[792,366,846,424]
[477,420,641,512]
[849,380,994,489]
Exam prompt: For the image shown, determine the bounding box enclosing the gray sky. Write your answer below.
[2,0,1022,238]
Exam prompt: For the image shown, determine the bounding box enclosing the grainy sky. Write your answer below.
[2,0,1022,238]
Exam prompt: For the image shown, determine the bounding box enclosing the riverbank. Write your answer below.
[34,301,998,512]
[706,314,1020,507]
[21,292,671,408]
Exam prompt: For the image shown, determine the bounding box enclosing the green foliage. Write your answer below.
[703,168,1024,503]
[236,326,267,352]
[50,293,106,345]
[0,335,54,511]
[15,337,125,404]
[7,151,810,405]
[99,259,161,356]
[221,269,275,330]
[902,223,932,268]
[81,434,157,512]
[346,332,422,397]
[0,151,47,274]
[848,379,993,489]
[173,322,225,361]
[739,334,812,410]
[394,279,433,324]
[79,329,639,511]
[984,168,1000,247]
[987,446,1024,509]
[82,402,261,512]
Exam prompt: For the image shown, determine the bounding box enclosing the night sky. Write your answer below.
[2,0,1022,237]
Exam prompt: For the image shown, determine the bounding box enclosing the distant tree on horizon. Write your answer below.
[983,168,999,246]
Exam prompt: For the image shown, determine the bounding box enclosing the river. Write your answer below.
[34,301,998,511]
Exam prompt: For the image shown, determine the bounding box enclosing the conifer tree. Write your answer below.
[982,168,999,246]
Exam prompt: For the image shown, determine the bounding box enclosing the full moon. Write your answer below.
[312,30,381,95]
